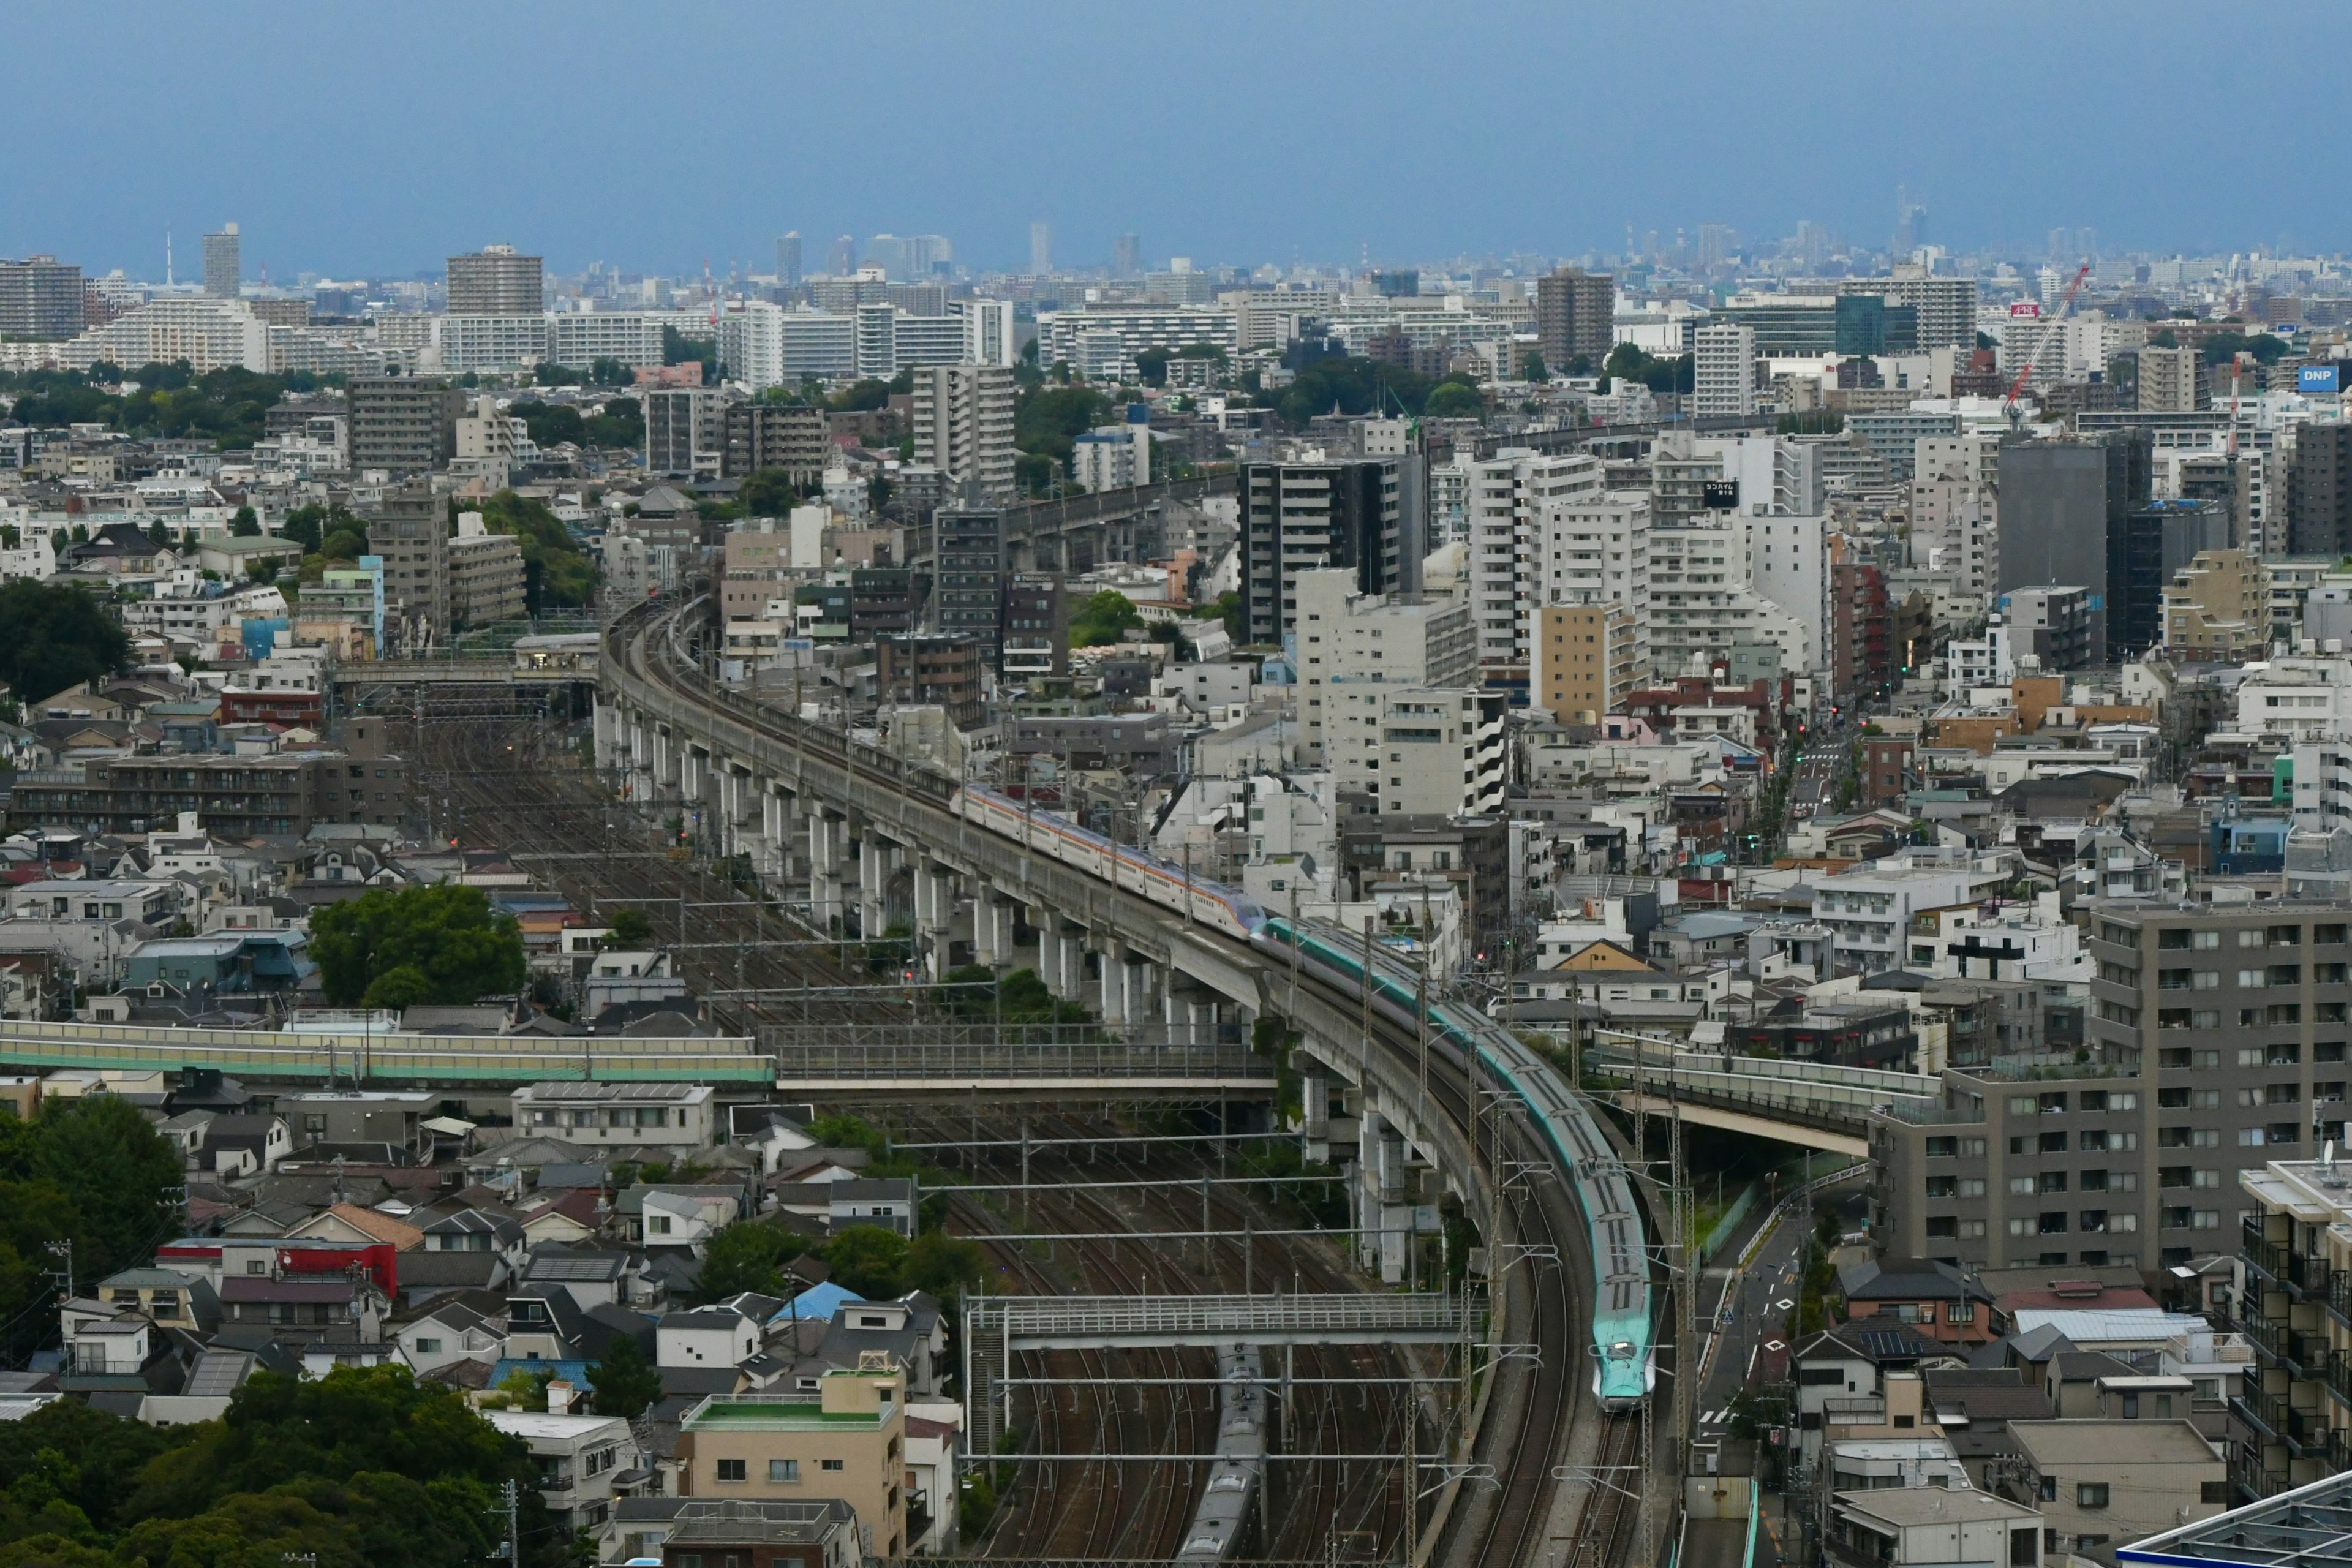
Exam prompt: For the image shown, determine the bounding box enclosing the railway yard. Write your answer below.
[389,676,1670,1568]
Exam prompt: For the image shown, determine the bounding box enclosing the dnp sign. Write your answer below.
[2301,363,2344,396]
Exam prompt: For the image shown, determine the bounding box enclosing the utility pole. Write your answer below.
[502,1477,521,1567]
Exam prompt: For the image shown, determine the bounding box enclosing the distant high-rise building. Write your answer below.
[1697,224,1735,269]
[202,223,240,298]
[776,232,802,287]
[1113,233,1141,277]
[1030,222,1053,277]
[933,497,1007,660]
[0,255,85,340]
[1534,266,1613,373]
[1691,323,1758,417]
[1892,185,1927,257]
[2136,345,2210,413]
[1839,268,1976,352]
[446,244,543,315]
[827,235,856,276]
[911,364,1017,498]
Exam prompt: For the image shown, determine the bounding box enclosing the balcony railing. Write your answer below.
[2288,1405,2335,1455]
[2240,1388,2291,1442]
[2290,1251,2335,1300]
[2246,1218,2289,1284]
[2288,1331,2334,1380]
[2243,1307,2289,1363]
[2332,1273,2352,1330]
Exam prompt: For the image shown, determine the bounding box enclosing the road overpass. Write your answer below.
[1578,1035,1936,1153]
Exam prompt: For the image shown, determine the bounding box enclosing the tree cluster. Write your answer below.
[1,362,296,451]
[0,581,130,707]
[0,1096,183,1361]
[1067,589,1143,648]
[1012,385,1113,494]
[505,396,644,451]
[1602,342,1695,394]
[0,1365,565,1568]
[309,885,527,1009]
[1259,355,1481,429]
[466,491,599,609]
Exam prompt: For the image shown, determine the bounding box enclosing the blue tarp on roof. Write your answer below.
[771,1281,863,1322]
[488,1357,595,1391]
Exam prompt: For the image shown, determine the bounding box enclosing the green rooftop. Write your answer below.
[680,1398,883,1431]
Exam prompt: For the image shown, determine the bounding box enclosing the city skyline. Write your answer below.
[4,0,2349,279]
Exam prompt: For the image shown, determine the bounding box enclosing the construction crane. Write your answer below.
[2004,262,2092,423]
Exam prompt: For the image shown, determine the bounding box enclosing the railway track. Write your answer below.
[405,708,932,1035]
[934,1109,1412,1563]
[603,594,1644,1568]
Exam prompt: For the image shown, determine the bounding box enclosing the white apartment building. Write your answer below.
[1814,863,2004,976]
[959,298,1017,368]
[1071,422,1150,492]
[1294,568,1478,766]
[1691,322,1757,417]
[2234,658,2352,748]
[1646,521,1808,677]
[1035,305,1239,372]
[510,1081,717,1149]
[1532,489,1652,623]
[1468,448,1605,672]
[853,304,968,379]
[1743,513,1830,673]
[440,314,550,373]
[1331,687,1507,817]
[55,297,271,374]
[546,312,666,369]
[1944,619,2016,696]
[718,302,858,389]
[911,363,1016,497]
[1652,431,1823,524]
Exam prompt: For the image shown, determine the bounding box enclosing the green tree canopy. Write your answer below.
[471,491,597,609]
[1,363,292,451]
[0,581,130,706]
[695,1220,796,1300]
[1424,381,1485,418]
[587,1336,663,1420]
[1068,589,1144,647]
[582,396,643,448]
[739,468,805,519]
[824,379,894,413]
[1013,385,1113,490]
[1601,341,1694,393]
[506,399,585,449]
[605,909,653,946]
[228,506,260,537]
[308,886,526,1008]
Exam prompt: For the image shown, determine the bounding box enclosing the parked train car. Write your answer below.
[1254,917,1657,1411]
[1175,1343,1265,1562]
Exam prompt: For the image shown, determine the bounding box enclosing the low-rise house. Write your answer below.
[1839,1257,1998,1344]
[487,1403,644,1534]
[201,1113,292,1177]
[396,1298,507,1377]
[1990,1419,2226,1562]
[823,1178,918,1238]
[1825,1485,2043,1568]
[218,1275,388,1343]
[92,1267,220,1335]
[658,1498,861,1568]
[675,1362,911,1562]
[512,1081,717,1150]
[620,1185,743,1250]
[660,1305,765,1370]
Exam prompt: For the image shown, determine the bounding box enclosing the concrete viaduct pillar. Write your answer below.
[809,812,847,928]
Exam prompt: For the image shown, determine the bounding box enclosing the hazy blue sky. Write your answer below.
[4,0,2345,280]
